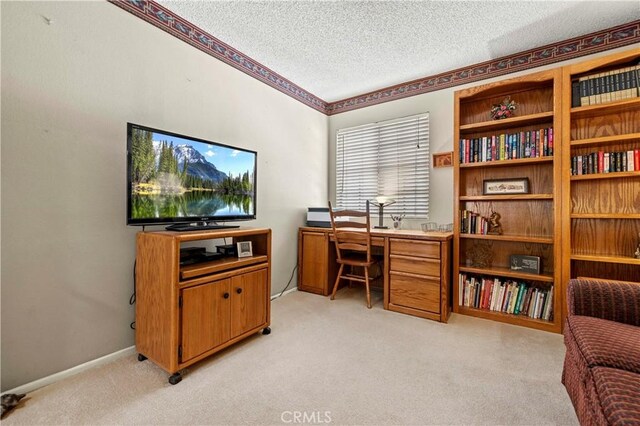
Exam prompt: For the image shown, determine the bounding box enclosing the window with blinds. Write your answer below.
[336,113,429,218]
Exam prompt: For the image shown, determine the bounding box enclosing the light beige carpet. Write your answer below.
[2,288,578,425]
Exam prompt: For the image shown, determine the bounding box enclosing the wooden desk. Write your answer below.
[298,227,453,322]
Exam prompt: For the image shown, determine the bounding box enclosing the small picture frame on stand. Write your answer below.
[237,241,253,258]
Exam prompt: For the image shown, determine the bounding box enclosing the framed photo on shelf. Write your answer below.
[237,241,253,258]
[433,151,453,168]
[482,178,529,195]
[510,255,541,274]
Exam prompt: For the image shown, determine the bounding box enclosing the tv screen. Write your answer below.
[127,123,257,226]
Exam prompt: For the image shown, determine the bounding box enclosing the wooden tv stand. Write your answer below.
[135,227,271,384]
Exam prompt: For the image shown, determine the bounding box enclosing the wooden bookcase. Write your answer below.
[560,49,640,319]
[453,69,563,333]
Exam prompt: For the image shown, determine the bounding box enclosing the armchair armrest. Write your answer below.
[568,278,640,326]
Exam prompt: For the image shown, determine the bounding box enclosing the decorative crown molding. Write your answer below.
[108,0,330,114]
[326,20,640,115]
[109,1,639,116]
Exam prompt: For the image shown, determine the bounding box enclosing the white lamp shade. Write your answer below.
[374,196,395,205]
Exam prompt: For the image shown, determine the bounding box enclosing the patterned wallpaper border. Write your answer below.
[109,1,639,116]
[327,20,640,115]
[109,0,330,113]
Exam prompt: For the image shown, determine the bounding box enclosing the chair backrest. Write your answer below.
[328,200,372,263]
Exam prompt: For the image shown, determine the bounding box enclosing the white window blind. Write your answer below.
[336,113,429,218]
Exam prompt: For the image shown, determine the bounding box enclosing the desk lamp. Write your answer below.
[372,196,396,229]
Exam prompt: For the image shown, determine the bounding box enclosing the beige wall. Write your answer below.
[328,44,640,229]
[1,1,328,390]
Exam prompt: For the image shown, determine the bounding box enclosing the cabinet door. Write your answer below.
[299,232,328,293]
[230,269,267,338]
[181,279,231,362]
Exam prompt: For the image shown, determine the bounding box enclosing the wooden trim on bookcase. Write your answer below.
[570,171,640,181]
[570,254,640,266]
[560,65,573,328]
[459,157,553,168]
[452,90,461,315]
[570,97,640,117]
[457,306,559,333]
[552,67,564,332]
[571,133,640,147]
[453,67,562,333]
[560,48,640,325]
[459,112,554,132]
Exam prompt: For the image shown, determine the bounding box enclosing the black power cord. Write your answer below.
[273,264,298,300]
[130,260,136,330]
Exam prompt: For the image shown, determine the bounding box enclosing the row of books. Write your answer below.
[458,273,554,321]
[571,64,640,107]
[460,210,490,235]
[571,149,640,175]
[459,128,553,164]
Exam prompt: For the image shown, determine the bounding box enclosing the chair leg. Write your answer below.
[364,266,371,309]
[330,264,344,300]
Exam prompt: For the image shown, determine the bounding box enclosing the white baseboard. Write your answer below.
[6,290,297,395]
[4,345,136,395]
[271,286,298,300]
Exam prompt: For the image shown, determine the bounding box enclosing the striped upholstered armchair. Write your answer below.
[562,278,640,425]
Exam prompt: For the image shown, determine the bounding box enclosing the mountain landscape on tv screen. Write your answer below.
[155,143,228,184]
[130,128,254,219]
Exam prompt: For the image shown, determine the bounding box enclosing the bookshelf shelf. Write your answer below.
[454,68,562,333]
[180,255,269,281]
[459,111,553,133]
[456,306,556,332]
[458,266,554,282]
[459,157,553,168]
[571,213,640,219]
[570,133,640,147]
[570,97,640,118]
[570,254,640,266]
[570,171,640,181]
[459,194,554,201]
[459,234,553,244]
[561,48,640,298]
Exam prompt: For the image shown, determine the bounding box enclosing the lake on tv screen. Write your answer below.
[129,128,255,219]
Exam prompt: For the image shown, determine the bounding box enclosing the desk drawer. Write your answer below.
[390,255,440,277]
[390,239,440,259]
[390,273,440,313]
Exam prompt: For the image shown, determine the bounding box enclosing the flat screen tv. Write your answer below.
[127,123,257,227]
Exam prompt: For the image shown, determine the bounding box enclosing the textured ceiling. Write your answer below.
[157,1,640,102]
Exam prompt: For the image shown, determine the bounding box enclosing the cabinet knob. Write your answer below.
[236,288,243,294]
[223,292,230,299]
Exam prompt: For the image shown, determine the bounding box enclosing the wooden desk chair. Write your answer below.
[328,200,376,308]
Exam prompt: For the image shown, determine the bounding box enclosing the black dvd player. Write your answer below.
[179,250,224,266]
